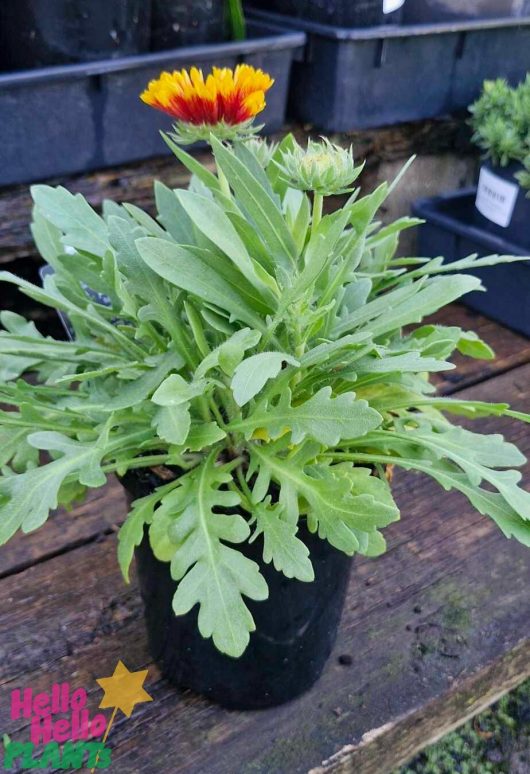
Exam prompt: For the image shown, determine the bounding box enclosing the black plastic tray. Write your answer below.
[0,21,305,188]
[249,9,530,131]
[412,189,530,336]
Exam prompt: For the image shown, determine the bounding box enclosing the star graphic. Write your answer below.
[96,660,153,718]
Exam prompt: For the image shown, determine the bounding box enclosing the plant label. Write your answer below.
[383,0,405,12]
[475,166,519,228]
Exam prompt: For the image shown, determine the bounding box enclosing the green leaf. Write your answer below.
[175,190,277,298]
[361,420,530,518]
[250,444,399,555]
[136,237,267,331]
[210,137,297,275]
[457,330,495,360]
[31,185,109,257]
[301,332,372,368]
[108,216,189,352]
[118,494,157,582]
[0,427,39,472]
[152,404,191,445]
[195,328,261,379]
[154,181,195,244]
[161,135,222,193]
[186,422,226,451]
[231,351,299,406]
[333,275,482,339]
[251,499,314,582]
[351,351,455,376]
[166,454,268,657]
[101,351,181,412]
[152,374,207,406]
[233,387,382,445]
[0,432,107,543]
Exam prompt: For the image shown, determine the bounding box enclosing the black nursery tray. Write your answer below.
[0,20,305,188]
[413,189,530,337]
[249,9,530,131]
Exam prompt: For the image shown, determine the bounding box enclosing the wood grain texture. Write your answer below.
[0,362,528,774]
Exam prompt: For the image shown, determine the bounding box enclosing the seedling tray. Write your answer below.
[0,20,305,188]
[249,9,530,131]
[412,189,530,336]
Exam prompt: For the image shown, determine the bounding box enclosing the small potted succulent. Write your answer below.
[469,76,530,247]
[1,66,529,710]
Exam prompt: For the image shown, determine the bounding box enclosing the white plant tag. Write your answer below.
[475,166,519,228]
[383,0,405,13]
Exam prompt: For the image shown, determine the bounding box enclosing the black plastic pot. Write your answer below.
[0,0,151,72]
[151,0,227,50]
[122,469,352,710]
[248,0,405,27]
[473,161,530,249]
[404,0,530,24]
[412,189,530,336]
[0,20,305,187]
[249,9,530,131]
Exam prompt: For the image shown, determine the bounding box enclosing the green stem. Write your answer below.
[321,452,400,466]
[208,397,227,428]
[236,465,254,503]
[311,193,323,237]
[228,480,253,513]
[102,454,175,474]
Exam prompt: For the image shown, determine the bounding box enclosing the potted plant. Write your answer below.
[0,0,152,72]
[469,76,530,247]
[1,65,529,710]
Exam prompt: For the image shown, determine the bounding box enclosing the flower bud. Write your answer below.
[277,138,362,196]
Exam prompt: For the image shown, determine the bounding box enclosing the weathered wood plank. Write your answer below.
[0,363,528,774]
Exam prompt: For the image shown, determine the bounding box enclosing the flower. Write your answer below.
[277,138,363,196]
[140,65,274,143]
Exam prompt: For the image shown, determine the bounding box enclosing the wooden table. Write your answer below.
[0,303,529,774]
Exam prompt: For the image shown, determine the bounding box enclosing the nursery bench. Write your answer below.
[0,303,529,774]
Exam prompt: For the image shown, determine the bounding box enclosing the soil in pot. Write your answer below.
[122,467,352,710]
[0,0,151,72]
[474,160,530,249]
[404,0,530,24]
[248,0,405,27]
[151,0,227,50]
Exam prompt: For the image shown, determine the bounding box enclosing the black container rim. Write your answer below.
[248,7,530,41]
[0,20,306,89]
[413,188,530,262]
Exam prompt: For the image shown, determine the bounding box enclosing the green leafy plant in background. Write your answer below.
[396,679,530,773]
[226,0,246,40]
[469,75,530,193]
[0,131,529,658]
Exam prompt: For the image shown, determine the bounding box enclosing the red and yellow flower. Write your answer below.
[140,64,274,140]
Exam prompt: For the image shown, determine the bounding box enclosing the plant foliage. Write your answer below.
[0,135,529,657]
[469,76,530,191]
